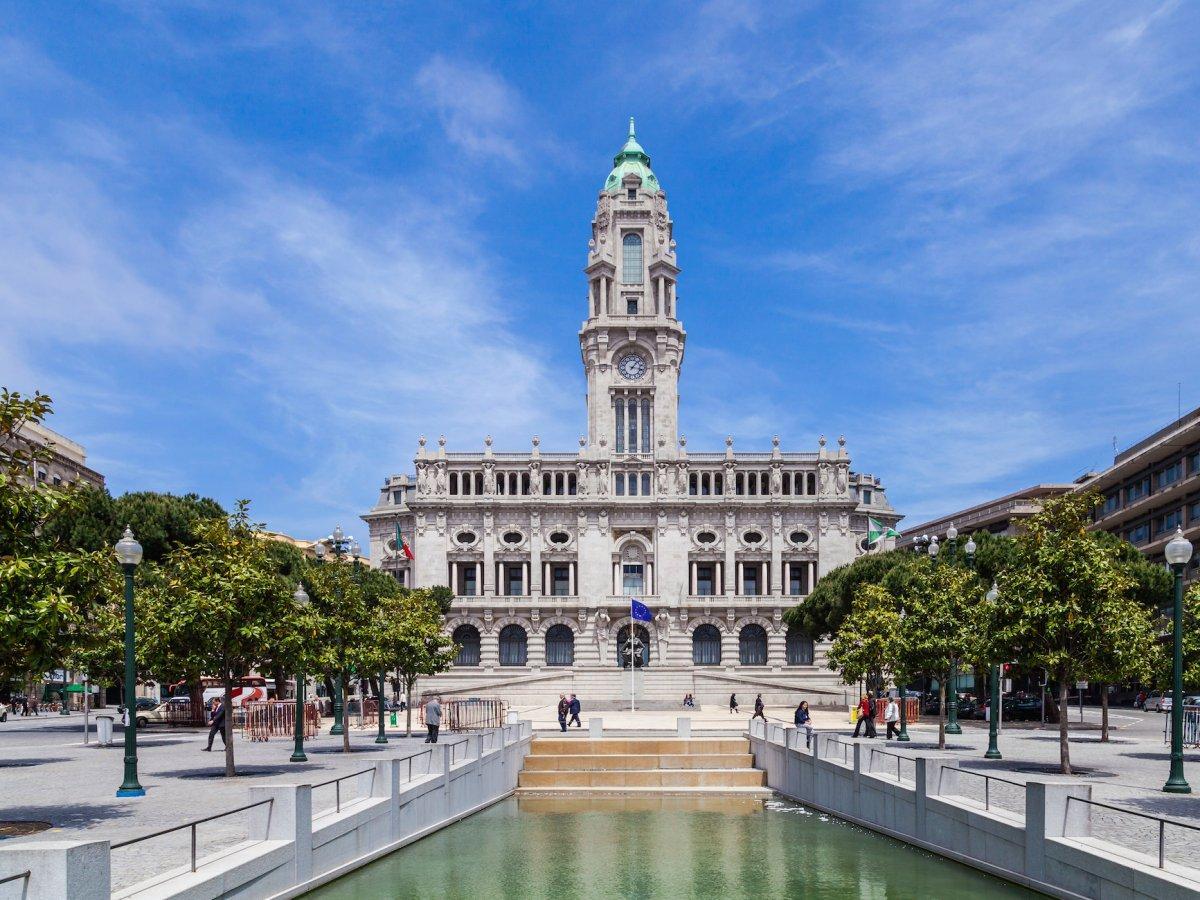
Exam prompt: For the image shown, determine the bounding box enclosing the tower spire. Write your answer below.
[629,116,636,139]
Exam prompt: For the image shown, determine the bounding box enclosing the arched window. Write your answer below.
[622,233,643,284]
[499,624,527,666]
[616,624,650,668]
[786,628,815,666]
[739,624,768,666]
[545,624,575,666]
[692,624,722,666]
[452,624,480,667]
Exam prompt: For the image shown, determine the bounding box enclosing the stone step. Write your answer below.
[523,752,754,771]
[517,768,768,789]
[530,737,749,755]
[514,785,775,799]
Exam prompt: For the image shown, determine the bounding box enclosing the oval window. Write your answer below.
[743,530,763,545]
[549,531,570,545]
[503,531,523,545]
[859,537,871,552]
[790,530,810,545]
[696,531,717,545]
[456,530,477,545]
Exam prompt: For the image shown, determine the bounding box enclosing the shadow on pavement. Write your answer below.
[174,764,326,779]
[0,802,135,831]
[0,757,71,768]
[1106,793,1200,821]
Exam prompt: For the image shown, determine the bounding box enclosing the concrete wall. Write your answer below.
[0,723,532,900]
[747,719,1199,900]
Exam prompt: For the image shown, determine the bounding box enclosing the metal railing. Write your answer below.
[1162,705,1200,747]
[1066,795,1200,872]
[420,698,507,732]
[866,745,915,784]
[819,734,854,767]
[940,767,1026,817]
[311,767,376,817]
[110,798,273,875]
[0,871,30,888]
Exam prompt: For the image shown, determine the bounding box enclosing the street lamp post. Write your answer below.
[985,580,1003,760]
[1163,527,1193,794]
[114,526,145,797]
[291,584,310,763]
[928,534,962,736]
[897,605,910,742]
[315,538,346,737]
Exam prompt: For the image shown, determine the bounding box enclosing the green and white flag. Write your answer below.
[867,517,899,546]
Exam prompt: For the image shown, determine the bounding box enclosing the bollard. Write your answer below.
[589,717,603,738]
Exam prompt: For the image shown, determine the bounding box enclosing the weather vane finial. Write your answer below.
[629,116,636,138]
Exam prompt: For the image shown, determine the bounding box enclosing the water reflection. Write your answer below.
[309,795,1035,899]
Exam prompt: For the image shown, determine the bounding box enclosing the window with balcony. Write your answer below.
[1126,477,1150,503]
[696,565,714,596]
[505,565,524,596]
[1190,498,1200,523]
[461,566,477,597]
[1158,461,1183,490]
[1190,450,1200,474]
[1157,508,1184,535]
[615,474,625,496]
[552,565,571,596]
[742,564,760,596]
[1102,492,1121,516]
[627,298,638,315]
[788,565,806,596]
[1128,522,1150,544]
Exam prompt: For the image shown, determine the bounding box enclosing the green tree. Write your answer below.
[979,493,1154,774]
[141,501,294,776]
[900,560,981,750]
[785,549,913,638]
[828,583,902,698]
[0,389,116,691]
[372,589,457,736]
[112,492,226,562]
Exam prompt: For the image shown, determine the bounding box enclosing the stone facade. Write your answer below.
[362,122,901,706]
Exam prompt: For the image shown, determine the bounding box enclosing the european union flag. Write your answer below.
[630,598,653,622]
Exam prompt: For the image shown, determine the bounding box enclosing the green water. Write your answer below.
[308,796,1035,899]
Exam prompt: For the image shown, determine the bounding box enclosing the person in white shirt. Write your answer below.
[884,696,900,740]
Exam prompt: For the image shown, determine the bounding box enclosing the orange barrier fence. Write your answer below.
[241,700,321,742]
[420,697,507,732]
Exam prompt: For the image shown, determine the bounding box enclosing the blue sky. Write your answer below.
[3,1,1199,545]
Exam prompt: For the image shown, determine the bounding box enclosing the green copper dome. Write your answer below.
[603,118,661,194]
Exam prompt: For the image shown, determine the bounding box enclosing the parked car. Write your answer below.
[1145,691,1169,713]
[136,697,191,728]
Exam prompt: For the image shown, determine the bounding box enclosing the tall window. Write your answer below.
[742,564,760,596]
[789,564,806,596]
[545,624,574,666]
[462,566,477,597]
[739,625,768,666]
[696,565,714,596]
[622,233,643,283]
[786,628,814,666]
[641,399,651,452]
[628,397,637,451]
[452,625,480,666]
[505,565,523,596]
[692,624,722,665]
[499,624,527,666]
[615,401,625,453]
[552,565,571,596]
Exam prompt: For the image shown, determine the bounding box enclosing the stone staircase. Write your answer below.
[516,736,773,797]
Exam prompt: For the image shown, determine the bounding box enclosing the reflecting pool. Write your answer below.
[309,796,1035,899]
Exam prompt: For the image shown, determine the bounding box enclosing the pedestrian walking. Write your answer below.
[885,695,900,740]
[794,700,813,748]
[424,696,442,743]
[752,693,766,721]
[729,693,738,714]
[568,694,582,728]
[203,698,226,751]
[852,695,878,738]
[557,694,569,732]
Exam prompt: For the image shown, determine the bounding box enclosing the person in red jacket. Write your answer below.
[852,695,877,738]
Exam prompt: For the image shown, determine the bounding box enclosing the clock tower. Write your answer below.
[580,119,685,461]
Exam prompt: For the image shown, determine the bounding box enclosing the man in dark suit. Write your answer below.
[568,694,582,728]
[203,698,226,751]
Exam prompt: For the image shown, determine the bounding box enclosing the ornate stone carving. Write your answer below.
[770,465,782,496]
[433,460,448,495]
[674,460,689,494]
[482,462,496,495]
[657,462,672,495]
[835,464,848,495]
[576,461,590,496]
[529,460,542,496]
[596,461,609,497]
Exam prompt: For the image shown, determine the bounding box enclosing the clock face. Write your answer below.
[617,354,647,380]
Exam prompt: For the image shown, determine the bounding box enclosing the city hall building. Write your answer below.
[362,122,901,706]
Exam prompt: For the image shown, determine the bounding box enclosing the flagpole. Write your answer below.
[629,597,636,714]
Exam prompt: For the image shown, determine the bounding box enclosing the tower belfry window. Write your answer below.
[622,233,643,284]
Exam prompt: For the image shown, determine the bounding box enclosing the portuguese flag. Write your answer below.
[867,517,899,546]
[396,522,415,560]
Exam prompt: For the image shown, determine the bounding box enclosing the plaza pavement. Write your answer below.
[3,702,1197,892]
[0,712,448,892]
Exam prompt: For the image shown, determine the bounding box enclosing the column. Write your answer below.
[809,561,816,594]
[613,561,620,595]
[450,562,458,596]
[475,562,482,597]
[568,562,576,596]
[647,562,654,595]
[522,561,530,597]
[736,561,744,597]
[784,562,792,597]
[657,277,664,315]
[690,561,697,596]
[668,281,676,317]
[771,540,783,595]
[716,561,724,595]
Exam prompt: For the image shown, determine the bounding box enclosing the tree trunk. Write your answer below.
[1058,677,1071,775]
[223,671,236,777]
[341,669,351,753]
[938,679,947,750]
[405,677,414,738]
[272,667,286,700]
[1100,682,1110,743]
